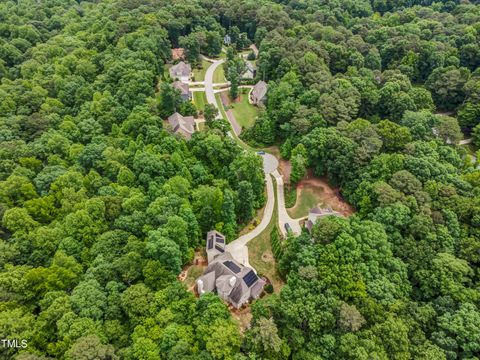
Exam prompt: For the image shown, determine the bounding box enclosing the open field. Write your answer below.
[213,63,226,83]
[287,185,324,219]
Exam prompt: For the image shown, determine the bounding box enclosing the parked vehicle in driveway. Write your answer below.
[256,151,265,155]
[284,223,292,233]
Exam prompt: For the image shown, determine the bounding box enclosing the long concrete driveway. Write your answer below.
[272,170,302,237]
[202,58,301,267]
[226,173,274,267]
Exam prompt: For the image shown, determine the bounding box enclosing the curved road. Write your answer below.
[204,58,225,120]
[203,58,301,267]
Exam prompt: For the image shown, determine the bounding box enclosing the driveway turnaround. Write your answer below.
[260,152,278,174]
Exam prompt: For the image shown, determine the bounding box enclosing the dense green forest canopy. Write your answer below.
[0,0,480,359]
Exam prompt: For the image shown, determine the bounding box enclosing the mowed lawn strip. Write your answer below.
[192,59,211,82]
[193,91,207,111]
[213,63,226,83]
[230,88,259,129]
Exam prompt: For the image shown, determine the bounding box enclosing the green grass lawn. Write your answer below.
[230,88,259,129]
[213,64,226,83]
[215,93,250,150]
[287,186,325,219]
[248,176,284,293]
[193,91,207,111]
[192,59,211,82]
[197,121,206,131]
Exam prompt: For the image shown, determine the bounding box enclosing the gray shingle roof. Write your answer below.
[199,250,264,308]
[172,81,190,96]
[251,80,267,103]
[169,61,191,78]
[168,112,195,139]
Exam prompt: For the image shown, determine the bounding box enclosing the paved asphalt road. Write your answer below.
[204,59,225,119]
[261,153,278,174]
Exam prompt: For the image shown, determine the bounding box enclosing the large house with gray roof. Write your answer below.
[242,61,256,79]
[168,112,196,140]
[169,61,191,82]
[196,230,266,308]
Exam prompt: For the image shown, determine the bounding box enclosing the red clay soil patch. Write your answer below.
[220,91,229,106]
[297,170,355,216]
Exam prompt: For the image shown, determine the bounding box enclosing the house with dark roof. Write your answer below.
[172,81,191,101]
[169,61,191,82]
[251,80,267,105]
[197,231,266,308]
[206,230,226,263]
[305,207,342,232]
[168,112,196,140]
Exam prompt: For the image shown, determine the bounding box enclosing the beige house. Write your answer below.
[305,207,342,232]
[169,61,191,82]
[196,230,266,308]
[168,112,196,140]
[251,80,267,105]
[172,81,191,101]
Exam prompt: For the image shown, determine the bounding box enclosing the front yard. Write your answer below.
[193,91,207,111]
[287,185,324,219]
[230,88,259,129]
[192,59,211,82]
[213,63,226,83]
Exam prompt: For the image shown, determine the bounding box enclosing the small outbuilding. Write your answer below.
[171,48,185,61]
